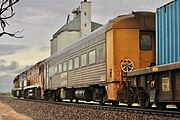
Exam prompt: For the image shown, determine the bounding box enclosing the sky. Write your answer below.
[0,0,172,93]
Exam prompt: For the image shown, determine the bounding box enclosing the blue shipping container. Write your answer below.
[156,0,180,65]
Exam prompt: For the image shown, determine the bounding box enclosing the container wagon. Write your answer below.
[127,0,180,109]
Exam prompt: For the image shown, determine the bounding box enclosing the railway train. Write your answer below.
[12,0,180,110]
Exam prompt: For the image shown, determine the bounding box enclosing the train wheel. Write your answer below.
[137,88,150,108]
[156,103,166,110]
[127,87,135,107]
[112,101,119,106]
[36,88,41,100]
[99,93,107,105]
[138,95,147,108]
[100,100,105,105]
[146,103,153,108]
[52,93,56,101]
[70,99,73,102]
[99,99,105,105]
[57,98,62,102]
[57,91,62,102]
[44,90,50,101]
[75,99,79,103]
[23,90,27,99]
[176,104,180,110]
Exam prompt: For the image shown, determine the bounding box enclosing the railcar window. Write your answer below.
[46,62,49,81]
[89,50,96,64]
[44,69,46,78]
[58,64,62,73]
[54,65,58,74]
[23,73,26,79]
[81,54,87,67]
[27,79,30,86]
[97,47,105,63]
[34,75,36,83]
[63,62,67,72]
[74,57,80,69]
[140,34,152,50]
[39,67,42,74]
[46,62,49,74]
[68,59,73,70]
[49,67,54,77]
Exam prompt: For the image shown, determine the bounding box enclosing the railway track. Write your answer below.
[0,96,180,119]
[19,98,180,118]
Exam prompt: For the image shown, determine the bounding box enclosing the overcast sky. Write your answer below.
[0,0,172,93]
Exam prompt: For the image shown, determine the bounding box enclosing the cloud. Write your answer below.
[91,0,172,23]
[16,64,32,74]
[0,60,6,64]
[0,44,28,56]
[0,74,14,93]
[0,61,18,71]
[0,60,32,74]
[0,61,32,93]
[13,0,77,27]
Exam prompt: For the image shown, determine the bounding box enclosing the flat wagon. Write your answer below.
[127,62,180,109]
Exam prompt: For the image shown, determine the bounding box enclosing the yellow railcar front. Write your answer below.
[105,12,155,104]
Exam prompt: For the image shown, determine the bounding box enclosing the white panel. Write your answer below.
[57,31,80,52]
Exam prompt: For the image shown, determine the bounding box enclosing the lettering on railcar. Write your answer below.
[162,77,170,91]
[152,67,158,72]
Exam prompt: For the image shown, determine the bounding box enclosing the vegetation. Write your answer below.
[0,92,12,96]
[0,0,23,38]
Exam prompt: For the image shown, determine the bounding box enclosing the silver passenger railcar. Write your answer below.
[44,25,107,103]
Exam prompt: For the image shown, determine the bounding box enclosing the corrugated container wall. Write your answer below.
[156,0,180,65]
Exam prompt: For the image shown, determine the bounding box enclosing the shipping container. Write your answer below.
[156,0,180,65]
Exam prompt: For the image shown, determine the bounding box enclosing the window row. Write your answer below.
[54,47,105,74]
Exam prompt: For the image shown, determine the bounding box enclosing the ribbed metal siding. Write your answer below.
[51,74,61,89]
[156,0,180,65]
[68,63,106,87]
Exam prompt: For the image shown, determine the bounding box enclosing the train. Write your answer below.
[12,0,180,110]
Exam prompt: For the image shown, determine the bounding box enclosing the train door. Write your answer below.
[139,31,155,68]
[43,62,49,90]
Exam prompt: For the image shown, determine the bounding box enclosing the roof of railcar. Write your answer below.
[106,11,154,30]
[157,0,174,10]
[46,12,154,63]
[47,23,108,62]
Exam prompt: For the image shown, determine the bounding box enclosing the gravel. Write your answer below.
[0,96,179,120]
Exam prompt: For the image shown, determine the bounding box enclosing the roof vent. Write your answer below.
[72,7,81,17]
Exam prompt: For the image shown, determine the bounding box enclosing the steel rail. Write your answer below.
[16,98,180,118]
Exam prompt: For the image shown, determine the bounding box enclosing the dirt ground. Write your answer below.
[0,102,32,120]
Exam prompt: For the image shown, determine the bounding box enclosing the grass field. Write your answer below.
[0,92,12,96]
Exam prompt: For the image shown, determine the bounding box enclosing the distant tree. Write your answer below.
[0,0,23,38]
